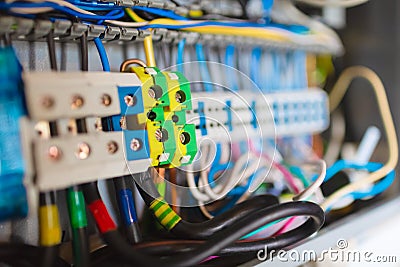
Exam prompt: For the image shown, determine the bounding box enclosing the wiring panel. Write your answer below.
[0,1,396,267]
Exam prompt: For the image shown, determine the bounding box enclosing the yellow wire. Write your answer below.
[125,8,146,22]
[39,204,62,246]
[148,18,290,42]
[322,66,398,210]
[144,35,156,67]
[124,11,293,43]
[125,9,156,67]
[123,12,328,46]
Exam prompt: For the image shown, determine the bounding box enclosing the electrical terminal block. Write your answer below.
[19,72,326,192]
[188,88,329,142]
[124,67,198,167]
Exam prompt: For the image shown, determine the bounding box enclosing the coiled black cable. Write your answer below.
[135,171,280,239]
[83,178,324,267]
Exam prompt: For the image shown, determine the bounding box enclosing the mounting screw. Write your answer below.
[42,96,54,109]
[76,142,90,160]
[180,132,190,145]
[107,141,118,154]
[71,95,84,109]
[148,85,163,99]
[101,94,112,106]
[155,129,163,142]
[175,90,186,103]
[130,138,141,151]
[124,94,136,107]
[48,145,61,160]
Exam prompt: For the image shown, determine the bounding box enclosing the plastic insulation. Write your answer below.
[177,38,186,73]
[133,6,188,21]
[225,44,238,91]
[101,201,324,266]
[67,188,87,229]
[93,37,110,72]
[67,187,89,267]
[250,47,262,89]
[46,30,57,71]
[126,8,146,22]
[195,43,213,92]
[1,2,125,20]
[323,66,398,210]
[87,199,117,234]
[144,35,156,67]
[79,32,88,72]
[113,176,142,244]
[39,192,61,267]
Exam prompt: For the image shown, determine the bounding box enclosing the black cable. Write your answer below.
[83,180,324,267]
[79,32,88,72]
[0,243,70,267]
[101,201,324,267]
[71,227,90,267]
[113,176,142,244]
[169,0,181,6]
[46,30,57,71]
[2,33,11,47]
[135,171,279,239]
[237,0,249,19]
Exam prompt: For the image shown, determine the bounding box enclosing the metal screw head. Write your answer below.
[48,145,61,160]
[124,94,136,106]
[119,116,127,129]
[179,132,190,145]
[148,85,163,99]
[175,90,186,103]
[101,94,112,106]
[107,141,118,154]
[155,129,163,142]
[71,95,84,109]
[76,142,90,160]
[42,96,54,109]
[148,88,156,99]
[130,138,141,151]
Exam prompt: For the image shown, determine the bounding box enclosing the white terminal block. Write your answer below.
[189,88,329,142]
[34,131,151,191]
[22,71,141,120]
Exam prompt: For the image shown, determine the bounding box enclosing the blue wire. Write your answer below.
[0,2,124,20]
[321,160,396,211]
[133,6,188,21]
[195,43,213,92]
[118,188,139,226]
[225,44,238,92]
[139,22,309,32]
[261,0,274,23]
[177,38,186,73]
[93,38,110,72]
[67,0,118,9]
[250,47,262,89]
[207,144,233,188]
[97,9,123,25]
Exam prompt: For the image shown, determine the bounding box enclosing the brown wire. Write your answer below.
[120,58,147,72]
[169,168,179,213]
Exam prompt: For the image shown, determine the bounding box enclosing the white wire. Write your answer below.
[295,0,369,7]
[201,152,263,201]
[6,0,149,27]
[324,110,346,166]
[271,0,344,54]
[293,159,327,201]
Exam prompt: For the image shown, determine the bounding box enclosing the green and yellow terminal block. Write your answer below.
[113,67,197,168]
